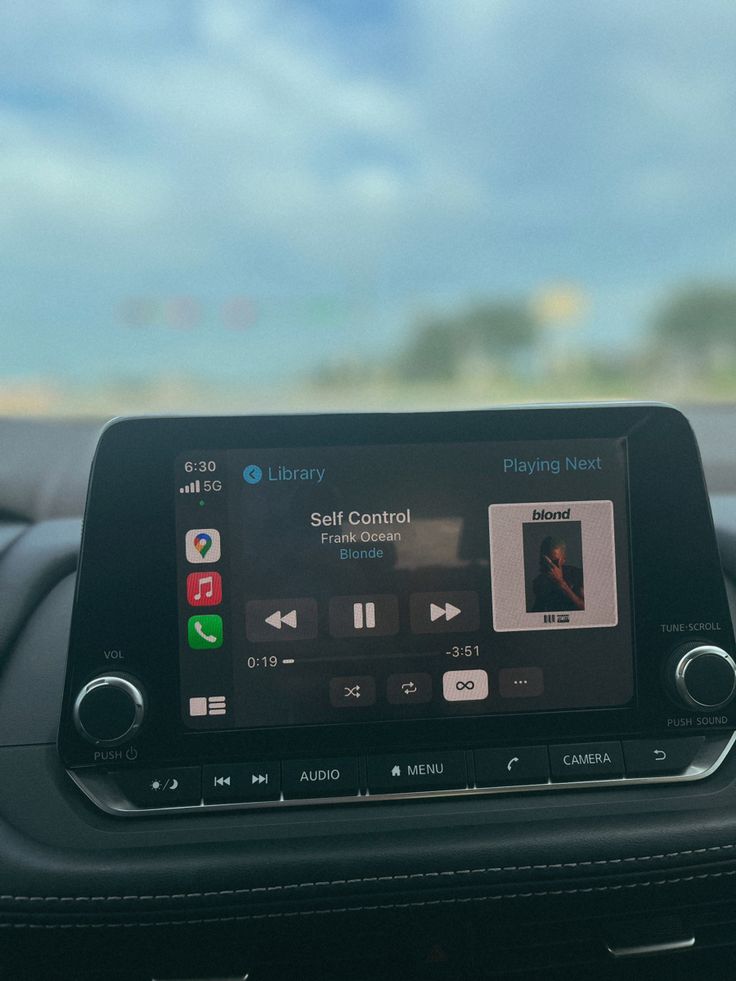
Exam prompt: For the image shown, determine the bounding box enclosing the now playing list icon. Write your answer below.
[189,695,226,717]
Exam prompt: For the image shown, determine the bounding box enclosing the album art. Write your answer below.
[489,500,617,632]
[523,520,584,614]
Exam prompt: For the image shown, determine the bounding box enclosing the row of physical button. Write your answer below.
[115,736,706,808]
[478,736,705,785]
[117,759,359,807]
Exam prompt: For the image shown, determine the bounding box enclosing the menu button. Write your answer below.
[367,751,467,794]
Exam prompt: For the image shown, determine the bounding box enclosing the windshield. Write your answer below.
[2,2,735,417]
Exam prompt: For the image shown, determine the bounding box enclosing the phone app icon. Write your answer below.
[187,572,222,607]
[185,528,221,564]
[188,614,223,650]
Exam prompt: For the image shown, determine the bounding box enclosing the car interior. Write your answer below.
[4,4,736,980]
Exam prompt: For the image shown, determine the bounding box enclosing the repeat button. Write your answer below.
[549,741,624,781]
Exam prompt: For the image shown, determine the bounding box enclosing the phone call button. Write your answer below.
[187,614,224,650]
[474,745,550,787]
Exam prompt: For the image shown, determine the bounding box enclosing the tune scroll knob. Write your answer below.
[671,644,736,711]
[73,674,146,746]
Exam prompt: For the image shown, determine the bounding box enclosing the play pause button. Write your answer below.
[409,592,480,634]
[202,762,281,803]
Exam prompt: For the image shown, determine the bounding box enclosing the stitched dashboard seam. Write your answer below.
[1,868,735,927]
[2,842,736,903]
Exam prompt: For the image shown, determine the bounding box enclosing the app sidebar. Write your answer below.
[175,455,232,728]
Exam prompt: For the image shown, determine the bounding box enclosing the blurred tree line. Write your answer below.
[312,281,736,393]
[399,303,537,381]
[653,284,736,359]
[401,282,736,381]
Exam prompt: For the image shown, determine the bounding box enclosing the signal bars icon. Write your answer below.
[179,479,201,494]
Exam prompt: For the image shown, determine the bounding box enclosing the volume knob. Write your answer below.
[672,645,736,711]
[73,674,146,746]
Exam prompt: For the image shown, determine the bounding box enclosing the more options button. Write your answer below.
[499,666,544,699]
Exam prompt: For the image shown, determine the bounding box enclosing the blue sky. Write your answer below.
[1,0,736,385]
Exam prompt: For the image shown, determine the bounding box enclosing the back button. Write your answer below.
[622,737,705,777]
[202,762,280,803]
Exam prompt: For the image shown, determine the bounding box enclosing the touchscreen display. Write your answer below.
[175,439,634,730]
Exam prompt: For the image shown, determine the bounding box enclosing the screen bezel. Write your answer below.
[59,404,736,769]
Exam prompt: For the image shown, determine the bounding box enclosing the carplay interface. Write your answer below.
[175,439,634,730]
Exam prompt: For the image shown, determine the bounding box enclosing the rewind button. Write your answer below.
[246,598,318,642]
[202,762,281,803]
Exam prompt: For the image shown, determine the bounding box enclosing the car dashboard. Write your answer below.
[4,406,736,980]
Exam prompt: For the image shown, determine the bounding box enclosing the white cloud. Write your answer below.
[1,0,736,379]
[0,0,497,280]
[0,110,169,233]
